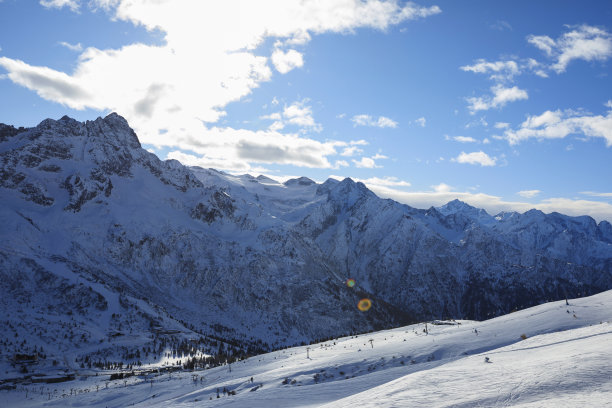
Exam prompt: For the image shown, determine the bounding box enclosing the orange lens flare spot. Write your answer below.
[357,298,372,311]
[346,278,356,288]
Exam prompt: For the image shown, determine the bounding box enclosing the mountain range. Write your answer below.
[1,113,611,377]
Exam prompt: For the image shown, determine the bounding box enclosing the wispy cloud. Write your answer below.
[581,191,612,198]
[460,59,520,82]
[414,117,426,127]
[494,122,509,129]
[40,0,79,12]
[351,114,398,128]
[517,189,541,198]
[460,57,548,82]
[58,41,83,52]
[490,20,512,31]
[448,135,477,143]
[340,145,363,157]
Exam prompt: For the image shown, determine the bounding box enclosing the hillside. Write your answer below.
[4,290,611,407]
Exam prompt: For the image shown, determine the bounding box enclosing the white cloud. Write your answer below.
[40,0,79,12]
[271,48,304,74]
[528,25,612,73]
[352,156,380,168]
[283,30,311,46]
[268,121,284,131]
[527,35,556,56]
[340,146,363,157]
[504,105,612,147]
[260,112,282,121]
[350,139,368,146]
[464,116,488,129]
[494,122,509,129]
[361,176,410,188]
[460,57,550,82]
[452,136,477,143]
[460,59,520,82]
[0,57,93,108]
[581,191,612,198]
[376,116,398,128]
[414,116,426,127]
[351,114,398,128]
[525,58,548,78]
[517,189,541,198]
[335,139,369,158]
[0,0,440,171]
[432,182,452,193]
[260,99,322,132]
[334,159,349,168]
[467,84,528,113]
[453,151,496,166]
[164,124,341,171]
[282,100,319,130]
[58,41,83,52]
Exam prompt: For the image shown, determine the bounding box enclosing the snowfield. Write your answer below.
[4,290,611,407]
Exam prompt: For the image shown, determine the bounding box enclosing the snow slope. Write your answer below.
[4,291,611,407]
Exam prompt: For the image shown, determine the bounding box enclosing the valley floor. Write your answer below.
[4,291,612,407]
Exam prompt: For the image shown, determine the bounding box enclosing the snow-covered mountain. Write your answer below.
[1,113,611,381]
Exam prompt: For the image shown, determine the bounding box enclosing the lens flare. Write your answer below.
[346,278,356,288]
[357,298,372,311]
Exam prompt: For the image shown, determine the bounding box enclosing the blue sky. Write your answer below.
[1,0,611,221]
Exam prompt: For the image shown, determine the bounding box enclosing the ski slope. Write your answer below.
[4,290,612,407]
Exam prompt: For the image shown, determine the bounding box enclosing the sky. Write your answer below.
[1,0,611,222]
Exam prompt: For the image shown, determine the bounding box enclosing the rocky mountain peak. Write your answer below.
[284,176,316,186]
[85,112,141,150]
[439,199,476,213]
